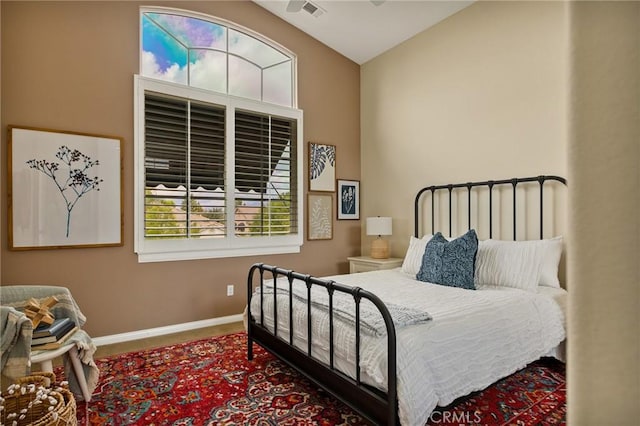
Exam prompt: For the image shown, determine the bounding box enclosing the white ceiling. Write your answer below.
[253,0,474,64]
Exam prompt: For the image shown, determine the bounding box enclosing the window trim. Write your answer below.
[134,76,304,263]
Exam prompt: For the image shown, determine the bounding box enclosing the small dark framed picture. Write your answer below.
[337,179,360,220]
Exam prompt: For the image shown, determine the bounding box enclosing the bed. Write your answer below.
[246,175,567,426]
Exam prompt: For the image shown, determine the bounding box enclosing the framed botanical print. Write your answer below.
[337,179,360,220]
[309,142,336,192]
[8,125,123,250]
[307,193,333,240]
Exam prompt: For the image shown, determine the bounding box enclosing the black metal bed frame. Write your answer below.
[415,175,567,240]
[247,265,398,425]
[247,175,566,426]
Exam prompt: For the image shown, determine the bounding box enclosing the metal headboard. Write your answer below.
[414,175,567,240]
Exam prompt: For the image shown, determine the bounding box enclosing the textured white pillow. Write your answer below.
[538,236,564,288]
[474,237,564,291]
[401,235,432,276]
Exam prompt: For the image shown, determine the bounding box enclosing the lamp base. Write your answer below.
[370,238,389,259]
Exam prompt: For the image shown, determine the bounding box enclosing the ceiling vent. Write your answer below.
[302,1,324,17]
[286,0,325,18]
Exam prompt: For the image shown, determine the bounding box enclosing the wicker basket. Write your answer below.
[1,371,76,426]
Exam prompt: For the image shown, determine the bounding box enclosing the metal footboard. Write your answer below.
[247,263,398,425]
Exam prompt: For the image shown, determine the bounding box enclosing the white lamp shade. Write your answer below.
[366,217,392,236]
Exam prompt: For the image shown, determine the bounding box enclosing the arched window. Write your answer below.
[141,9,295,107]
[134,7,303,263]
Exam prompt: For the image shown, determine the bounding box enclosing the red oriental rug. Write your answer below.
[59,332,565,425]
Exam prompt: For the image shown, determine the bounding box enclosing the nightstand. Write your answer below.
[347,256,403,274]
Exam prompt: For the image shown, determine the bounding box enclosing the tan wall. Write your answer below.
[568,1,640,422]
[361,1,568,255]
[0,1,361,336]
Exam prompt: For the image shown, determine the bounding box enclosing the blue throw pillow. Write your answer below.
[416,229,478,290]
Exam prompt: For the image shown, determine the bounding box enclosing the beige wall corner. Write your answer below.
[568,1,640,423]
[361,1,569,256]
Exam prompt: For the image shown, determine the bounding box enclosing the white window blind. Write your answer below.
[144,93,226,239]
[135,77,303,262]
[234,110,297,237]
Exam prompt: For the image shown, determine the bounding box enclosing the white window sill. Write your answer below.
[136,243,302,263]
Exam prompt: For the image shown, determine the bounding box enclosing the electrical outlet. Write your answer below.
[227,284,234,296]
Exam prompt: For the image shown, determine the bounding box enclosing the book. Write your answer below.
[33,317,73,338]
[31,327,78,351]
[31,319,76,345]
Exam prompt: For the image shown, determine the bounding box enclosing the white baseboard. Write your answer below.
[92,313,244,347]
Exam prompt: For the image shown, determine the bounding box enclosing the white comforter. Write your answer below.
[249,269,566,426]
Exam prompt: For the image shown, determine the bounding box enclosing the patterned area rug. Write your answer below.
[426,358,566,425]
[58,332,565,425]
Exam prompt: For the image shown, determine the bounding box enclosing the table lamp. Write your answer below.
[366,216,392,259]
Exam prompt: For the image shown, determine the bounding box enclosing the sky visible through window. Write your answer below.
[141,11,293,106]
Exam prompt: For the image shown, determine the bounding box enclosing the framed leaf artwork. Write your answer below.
[309,142,336,192]
[337,179,360,220]
[8,125,123,250]
[307,194,332,240]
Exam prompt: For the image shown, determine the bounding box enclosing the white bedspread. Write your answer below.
[249,269,566,426]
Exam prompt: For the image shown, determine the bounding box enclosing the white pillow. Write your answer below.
[538,236,564,288]
[474,237,564,291]
[401,235,432,276]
